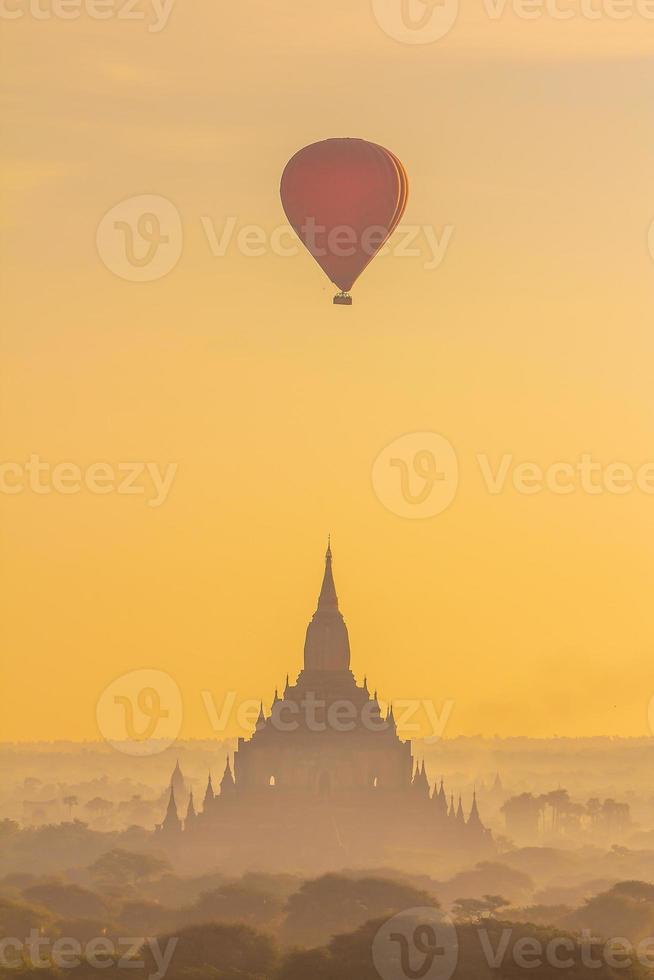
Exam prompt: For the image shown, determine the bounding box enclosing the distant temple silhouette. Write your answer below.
[157,543,492,869]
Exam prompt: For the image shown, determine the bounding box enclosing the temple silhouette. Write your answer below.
[157,543,492,870]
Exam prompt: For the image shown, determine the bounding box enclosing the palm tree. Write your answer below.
[500,793,541,839]
[62,795,78,820]
[540,789,570,835]
[586,797,601,830]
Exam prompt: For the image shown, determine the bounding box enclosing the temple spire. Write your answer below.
[220,755,236,796]
[317,538,339,610]
[161,783,181,833]
[468,789,482,824]
[433,780,448,819]
[185,789,196,828]
[304,541,351,671]
[203,773,214,810]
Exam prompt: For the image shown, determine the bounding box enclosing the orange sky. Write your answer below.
[2,1,654,742]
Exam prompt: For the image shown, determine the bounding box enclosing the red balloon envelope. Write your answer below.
[280,138,408,304]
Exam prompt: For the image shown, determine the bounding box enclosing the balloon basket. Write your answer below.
[333,292,352,306]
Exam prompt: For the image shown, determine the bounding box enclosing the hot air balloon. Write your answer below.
[280,138,408,305]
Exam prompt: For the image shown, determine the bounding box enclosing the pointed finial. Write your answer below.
[315,538,339,611]
[326,534,332,558]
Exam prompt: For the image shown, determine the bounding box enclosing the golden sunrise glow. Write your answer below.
[2,1,654,743]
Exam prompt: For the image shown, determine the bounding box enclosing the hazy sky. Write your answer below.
[2,1,654,742]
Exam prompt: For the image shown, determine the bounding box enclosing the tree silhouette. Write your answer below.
[62,795,78,820]
[586,797,602,828]
[569,880,654,944]
[142,921,278,977]
[23,882,108,920]
[452,894,510,922]
[281,874,438,947]
[278,915,643,980]
[85,797,113,817]
[501,793,542,839]
[89,849,170,890]
[186,882,285,930]
[540,789,571,834]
